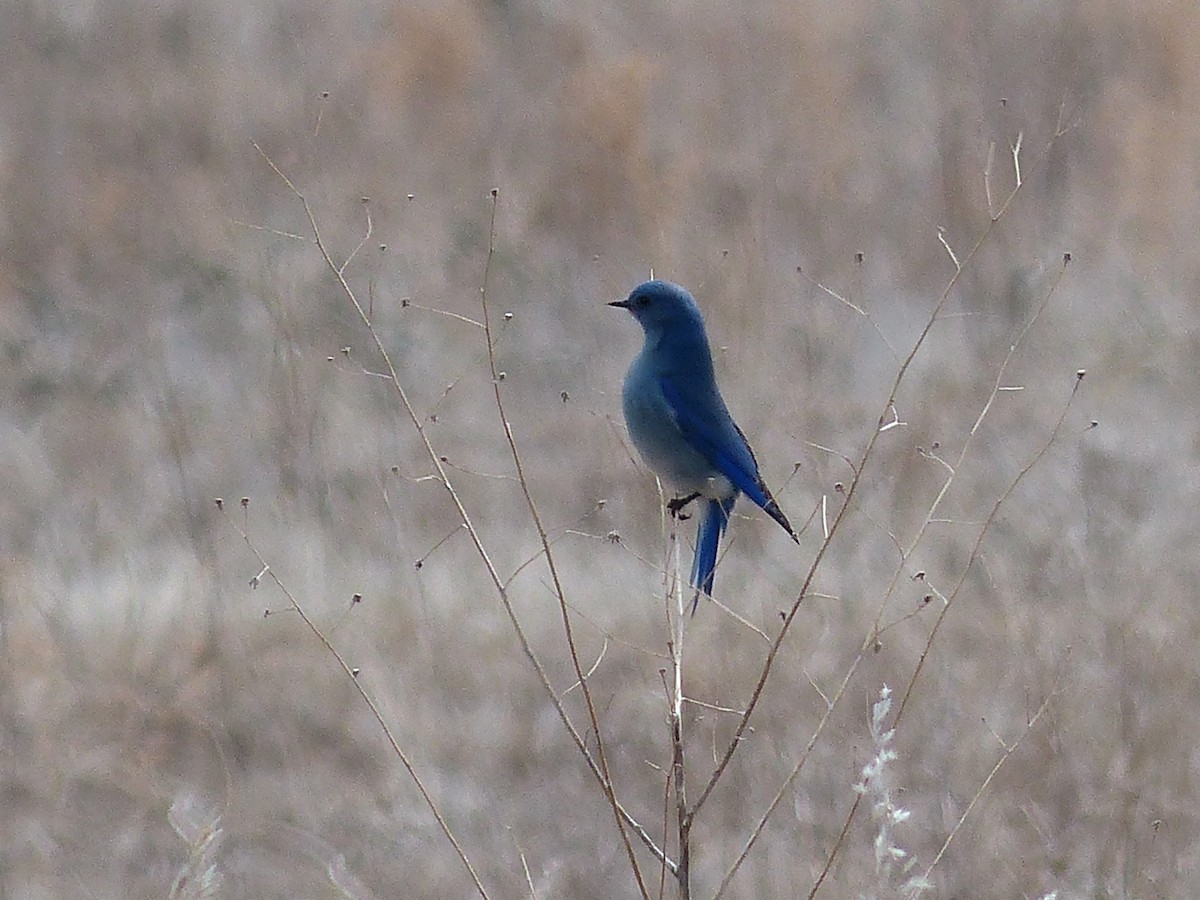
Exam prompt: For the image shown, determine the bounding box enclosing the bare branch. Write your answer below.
[219,507,490,899]
[253,151,672,884]
[476,191,651,897]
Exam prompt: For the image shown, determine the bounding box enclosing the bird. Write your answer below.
[610,279,798,608]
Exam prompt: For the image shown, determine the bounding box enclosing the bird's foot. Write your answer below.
[667,492,701,519]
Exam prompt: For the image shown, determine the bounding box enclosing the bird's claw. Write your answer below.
[667,492,701,518]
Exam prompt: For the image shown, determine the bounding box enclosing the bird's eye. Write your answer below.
[633,296,650,309]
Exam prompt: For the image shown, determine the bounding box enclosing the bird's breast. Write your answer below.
[621,365,735,499]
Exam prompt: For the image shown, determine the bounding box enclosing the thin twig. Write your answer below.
[897,371,1084,724]
[563,638,609,696]
[700,128,1074,894]
[923,685,1057,880]
[666,525,690,899]
[799,268,900,361]
[253,146,672,880]
[340,199,373,275]
[712,654,860,899]
[476,191,650,898]
[400,298,485,329]
[220,507,489,898]
[808,270,1078,899]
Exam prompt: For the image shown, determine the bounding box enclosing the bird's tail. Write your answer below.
[690,496,737,612]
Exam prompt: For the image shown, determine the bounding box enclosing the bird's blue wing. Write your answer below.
[659,376,772,509]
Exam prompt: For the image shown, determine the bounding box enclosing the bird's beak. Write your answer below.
[608,298,632,309]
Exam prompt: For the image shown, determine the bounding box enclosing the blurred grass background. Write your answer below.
[2,0,1196,896]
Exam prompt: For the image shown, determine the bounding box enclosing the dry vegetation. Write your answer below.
[3,0,1198,896]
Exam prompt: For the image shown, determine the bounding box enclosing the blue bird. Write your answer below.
[611,280,798,607]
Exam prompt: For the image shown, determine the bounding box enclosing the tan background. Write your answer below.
[2,0,1195,896]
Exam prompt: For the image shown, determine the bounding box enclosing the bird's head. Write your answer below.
[608,280,706,336]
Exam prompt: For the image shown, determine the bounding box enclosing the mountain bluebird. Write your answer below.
[611,280,798,606]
